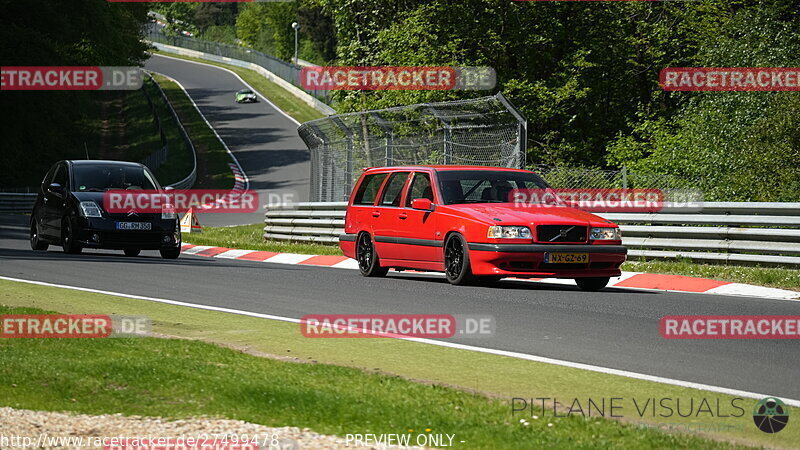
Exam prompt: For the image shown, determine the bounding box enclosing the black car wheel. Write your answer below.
[356,232,388,277]
[444,233,474,285]
[160,248,180,259]
[575,277,610,292]
[124,249,141,257]
[61,217,82,254]
[30,220,49,251]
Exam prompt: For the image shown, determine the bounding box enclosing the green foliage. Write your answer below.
[236,3,298,61]
[315,0,798,200]
[607,2,800,201]
[198,25,238,45]
[0,0,151,188]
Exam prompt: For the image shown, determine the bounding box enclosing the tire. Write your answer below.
[61,217,82,254]
[575,277,610,292]
[444,233,475,285]
[160,248,180,259]
[124,249,141,257]
[30,220,49,251]
[356,232,388,277]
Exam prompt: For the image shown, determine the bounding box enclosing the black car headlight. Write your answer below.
[79,201,103,218]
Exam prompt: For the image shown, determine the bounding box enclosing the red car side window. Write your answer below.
[353,173,388,205]
[379,172,411,207]
[405,172,433,207]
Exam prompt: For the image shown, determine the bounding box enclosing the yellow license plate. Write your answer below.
[544,252,589,264]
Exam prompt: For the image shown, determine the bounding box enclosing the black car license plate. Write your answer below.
[116,222,152,231]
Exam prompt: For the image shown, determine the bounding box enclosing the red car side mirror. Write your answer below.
[411,198,434,211]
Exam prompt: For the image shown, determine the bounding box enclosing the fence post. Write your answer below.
[622,165,628,189]
[496,92,527,169]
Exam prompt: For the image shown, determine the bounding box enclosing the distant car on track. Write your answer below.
[29,160,181,259]
[235,89,258,103]
[339,166,627,290]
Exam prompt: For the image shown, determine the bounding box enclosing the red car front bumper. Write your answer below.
[466,243,626,278]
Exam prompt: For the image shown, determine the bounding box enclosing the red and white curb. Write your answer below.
[180,244,800,301]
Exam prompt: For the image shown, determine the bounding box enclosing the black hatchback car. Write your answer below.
[29,160,181,258]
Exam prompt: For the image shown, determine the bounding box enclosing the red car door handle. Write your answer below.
[372,211,381,218]
[398,213,408,219]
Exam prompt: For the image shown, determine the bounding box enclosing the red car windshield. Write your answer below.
[436,170,550,205]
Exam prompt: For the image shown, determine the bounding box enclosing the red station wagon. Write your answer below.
[339,166,627,291]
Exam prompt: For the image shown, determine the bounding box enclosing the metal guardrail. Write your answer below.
[147,73,197,190]
[145,25,331,104]
[0,193,37,214]
[264,202,800,266]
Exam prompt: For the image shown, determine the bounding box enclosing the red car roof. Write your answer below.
[363,165,534,173]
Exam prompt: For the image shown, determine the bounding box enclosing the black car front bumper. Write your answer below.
[73,217,181,250]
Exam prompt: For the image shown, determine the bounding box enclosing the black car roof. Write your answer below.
[68,160,144,167]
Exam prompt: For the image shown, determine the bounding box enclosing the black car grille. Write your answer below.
[536,225,587,243]
[108,213,158,220]
[102,232,164,246]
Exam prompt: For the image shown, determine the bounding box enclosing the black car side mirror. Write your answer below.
[47,183,64,195]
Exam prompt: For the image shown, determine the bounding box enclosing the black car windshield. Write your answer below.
[238,89,253,94]
[436,170,551,205]
[73,165,158,192]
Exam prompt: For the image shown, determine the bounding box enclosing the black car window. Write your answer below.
[405,172,433,207]
[72,165,158,192]
[41,164,57,188]
[353,173,388,205]
[52,164,68,189]
[380,172,410,207]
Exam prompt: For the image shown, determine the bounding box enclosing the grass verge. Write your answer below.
[148,73,233,190]
[0,279,790,448]
[142,76,194,186]
[151,50,327,124]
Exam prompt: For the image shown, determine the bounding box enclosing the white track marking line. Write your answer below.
[1,274,797,407]
[214,249,256,259]
[262,253,314,265]
[331,259,359,270]
[181,246,213,255]
[147,65,250,191]
[150,53,301,127]
[706,283,800,300]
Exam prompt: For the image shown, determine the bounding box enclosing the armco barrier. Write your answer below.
[148,42,336,117]
[264,202,800,265]
[0,193,37,214]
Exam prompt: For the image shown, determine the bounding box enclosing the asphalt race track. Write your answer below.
[2,214,798,400]
[144,54,310,226]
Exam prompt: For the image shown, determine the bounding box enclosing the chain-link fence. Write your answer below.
[531,165,700,190]
[144,24,331,103]
[298,93,527,201]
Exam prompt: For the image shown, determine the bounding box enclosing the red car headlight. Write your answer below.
[487,226,532,239]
